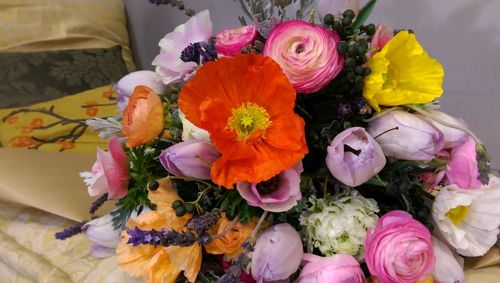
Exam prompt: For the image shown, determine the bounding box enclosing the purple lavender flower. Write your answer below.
[126,227,197,247]
[55,220,88,240]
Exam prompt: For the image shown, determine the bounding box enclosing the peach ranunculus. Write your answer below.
[263,20,344,94]
[116,179,202,283]
[205,214,256,259]
[122,85,164,148]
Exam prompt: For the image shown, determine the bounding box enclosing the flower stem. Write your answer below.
[166,175,213,188]
[405,105,482,145]
[249,211,268,243]
[212,215,240,240]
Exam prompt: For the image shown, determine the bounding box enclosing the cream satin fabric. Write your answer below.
[0,148,112,222]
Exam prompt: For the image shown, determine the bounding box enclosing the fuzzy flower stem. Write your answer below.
[249,210,268,243]
[211,215,240,240]
[405,104,482,145]
[363,106,401,122]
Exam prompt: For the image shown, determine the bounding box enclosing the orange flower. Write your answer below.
[179,54,308,188]
[122,86,164,148]
[30,118,44,128]
[205,215,256,259]
[116,179,202,283]
[86,107,98,117]
[10,136,40,148]
[6,116,18,124]
[56,141,75,150]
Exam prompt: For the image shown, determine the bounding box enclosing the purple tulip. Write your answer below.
[417,110,469,149]
[367,110,444,161]
[236,162,302,212]
[251,223,303,283]
[159,140,221,179]
[326,127,386,187]
[298,253,365,283]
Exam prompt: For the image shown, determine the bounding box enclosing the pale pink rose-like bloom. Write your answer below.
[370,24,393,55]
[159,140,221,180]
[152,10,213,85]
[82,136,129,200]
[365,210,435,283]
[116,70,168,111]
[263,20,344,94]
[418,110,469,149]
[298,253,365,283]
[317,0,360,18]
[326,127,386,187]
[251,223,303,283]
[215,25,257,57]
[236,162,303,212]
[444,137,481,189]
[367,110,444,161]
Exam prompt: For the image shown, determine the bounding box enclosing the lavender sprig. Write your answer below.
[218,241,253,283]
[55,220,88,240]
[185,209,221,236]
[126,227,197,247]
[89,193,108,214]
[148,0,195,17]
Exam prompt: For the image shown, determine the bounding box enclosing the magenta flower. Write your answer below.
[159,140,221,180]
[365,210,435,283]
[152,10,213,85]
[298,253,365,283]
[236,162,302,212]
[82,136,129,200]
[251,223,303,283]
[263,20,344,93]
[367,110,444,161]
[444,137,481,189]
[326,127,386,187]
[215,25,257,57]
[116,70,167,111]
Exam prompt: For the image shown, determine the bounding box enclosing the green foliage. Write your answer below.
[351,0,377,30]
[219,190,261,224]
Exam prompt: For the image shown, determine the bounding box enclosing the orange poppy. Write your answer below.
[116,178,202,283]
[179,54,308,188]
[122,86,164,148]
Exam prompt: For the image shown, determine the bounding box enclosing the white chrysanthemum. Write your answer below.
[432,175,500,257]
[299,190,379,260]
[179,110,210,141]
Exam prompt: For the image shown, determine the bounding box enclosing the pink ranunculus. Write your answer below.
[444,137,481,189]
[215,25,257,57]
[370,24,393,55]
[326,127,386,187]
[263,20,344,94]
[83,137,129,200]
[298,253,365,283]
[367,110,444,161]
[365,210,436,283]
[251,223,303,283]
[236,162,302,212]
[159,140,221,180]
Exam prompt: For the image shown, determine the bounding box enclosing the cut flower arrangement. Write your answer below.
[56,0,500,282]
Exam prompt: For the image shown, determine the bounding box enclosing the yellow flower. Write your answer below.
[363,31,444,112]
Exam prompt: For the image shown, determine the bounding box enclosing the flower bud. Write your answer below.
[367,110,444,161]
[251,223,303,282]
[83,214,121,258]
[326,127,386,187]
[159,140,220,179]
[417,110,469,149]
[116,70,167,112]
[298,253,365,283]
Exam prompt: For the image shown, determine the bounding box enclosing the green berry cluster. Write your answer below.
[172,199,195,217]
[324,10,376,91]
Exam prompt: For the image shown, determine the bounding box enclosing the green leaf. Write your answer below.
[352,0,377,30]
[366,175,387,187]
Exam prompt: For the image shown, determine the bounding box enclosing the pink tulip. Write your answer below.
[444,137,481,189]
[367,110,444,161]
[159,140,221,180]
[365,210,435,283]
[83,137,129,200]
[251,223,303,283]
[263,20,344,93]
[298,253,365,283]
[370,24,393,55]
[326,127,386,187]
[215,25,257,56]
[418,110,469,149]
[236,162,303,212]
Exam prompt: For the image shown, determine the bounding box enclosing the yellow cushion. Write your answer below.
[0,0,135,71]
[0,86,118,153]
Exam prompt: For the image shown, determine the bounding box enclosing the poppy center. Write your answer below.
[227,103,271,141]
[445,205,469,225]
[256,175,280,195]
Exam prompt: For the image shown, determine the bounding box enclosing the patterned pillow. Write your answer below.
[0,86,119,153]
[0,47,128,109]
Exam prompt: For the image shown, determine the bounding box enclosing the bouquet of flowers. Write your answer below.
[56,0,500,282]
